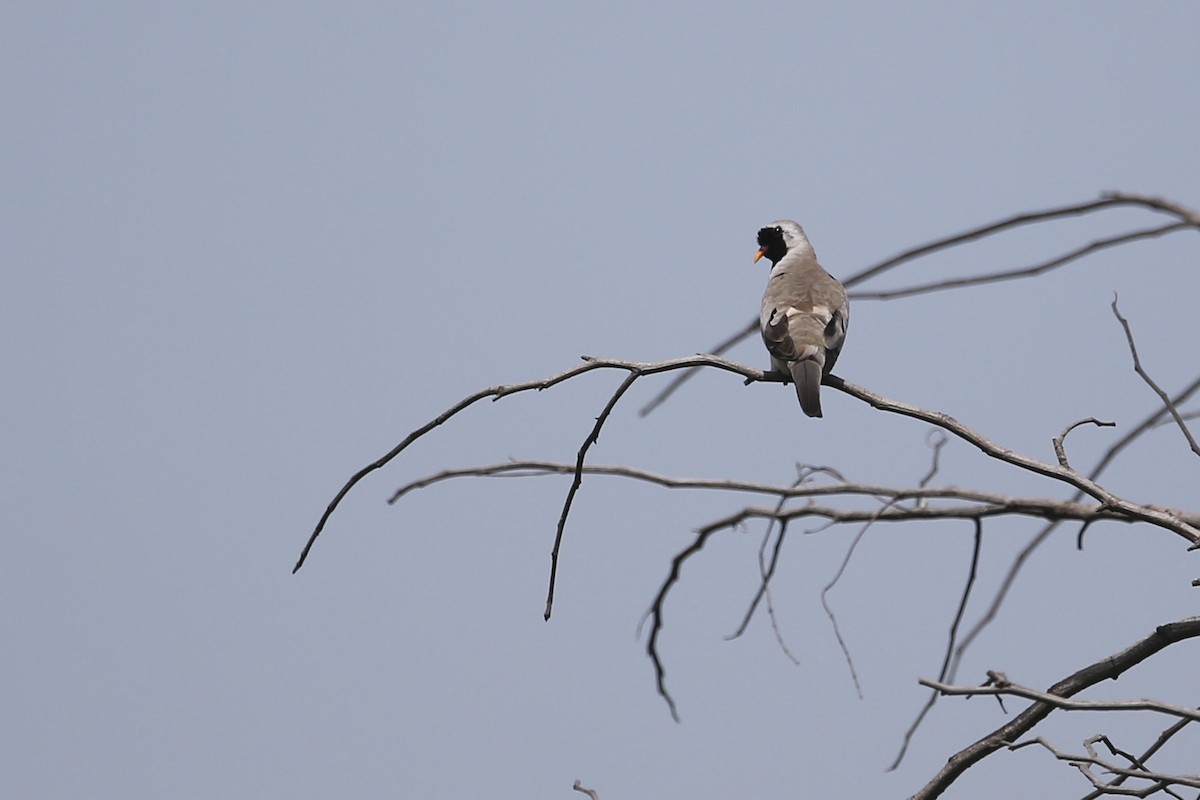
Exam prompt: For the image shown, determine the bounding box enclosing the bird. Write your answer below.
[754,220,849,418]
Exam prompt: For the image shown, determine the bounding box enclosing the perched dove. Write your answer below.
[754,220,849,418]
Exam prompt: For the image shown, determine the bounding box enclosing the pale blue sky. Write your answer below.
[4,3,1199,798]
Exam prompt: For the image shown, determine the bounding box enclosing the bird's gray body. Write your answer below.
[756,220,849,418]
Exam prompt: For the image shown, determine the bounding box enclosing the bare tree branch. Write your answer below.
[638,522,712,722]
[829,375,1200,544]
[918,430,949,491]
[296,191,1200,798]
[376,428,1200,722]
[911,617,1200,800]
[294,353,771,573]
[724,466,813,667]
[1104,191,1200,226]
[696,500,1200,532]
[1153,410,1200,428]
[299,349,1197,578]
[637,319,757,416]
[726,464,852,658]
[1111,297,1200,459]
[846,193,1190,288]
[725,483,795,643]
[545,371,638,620]
[1012,735,1200,795]
[923,674,1200,723]
[386,460,1200,536]
[1080,719,1198,800]
[572,779,601,800]
[755,519,803,667]
[851,223,1190,302]
[1054,418,1117,469]
[946,373,1200,685]
[820,494,925,699]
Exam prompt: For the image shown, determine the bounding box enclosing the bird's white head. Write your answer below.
[754,220,814,265]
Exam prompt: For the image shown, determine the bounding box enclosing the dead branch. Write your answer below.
[922,674,1200,723]
[849,192,1196,288]
[300,350,1197,579]
[728,465,852,643]
[572,780,601,800]
[305,345,1188,717]
[1011,735,1200,795]
[723,468,808,666]
[332,351,1200,719]
[820,492,932,698]
[545,371,638,620]
[829,375,1200,544]
[387,459,1200,532]
[294,192,1200,798]
[637,318,758,416]
[851,222,1190,301]
[1107,191,1200,226]
[1079,719,1197,800]
[293,353,769,573]
[1054,418,1118,469]
[946,373,1200,686]
[911,617,1200,800]
[1111,297,1200,459]
[753,518,803,666]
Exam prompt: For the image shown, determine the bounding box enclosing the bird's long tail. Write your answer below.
[790,359,823,418]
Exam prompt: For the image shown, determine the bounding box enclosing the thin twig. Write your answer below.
[545,372,638,620]
[728,465,845,643]
[725,468,804,665]
[1103,191,1200,226]
[918,431,949,491]
[755,520,803,665]
[1111,297,1200,459]
[639,524,721,722]
[844,196,1144,288]
[727,500,792,642]
[850,223,1189,301]
[818,459,951,700]
[572,780,601,800]
[1054,418,1117,470]
[819,497,920,699]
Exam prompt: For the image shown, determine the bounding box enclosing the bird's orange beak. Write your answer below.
[753,247,766,263]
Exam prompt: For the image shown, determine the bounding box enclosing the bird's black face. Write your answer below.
[755,225,787,265]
